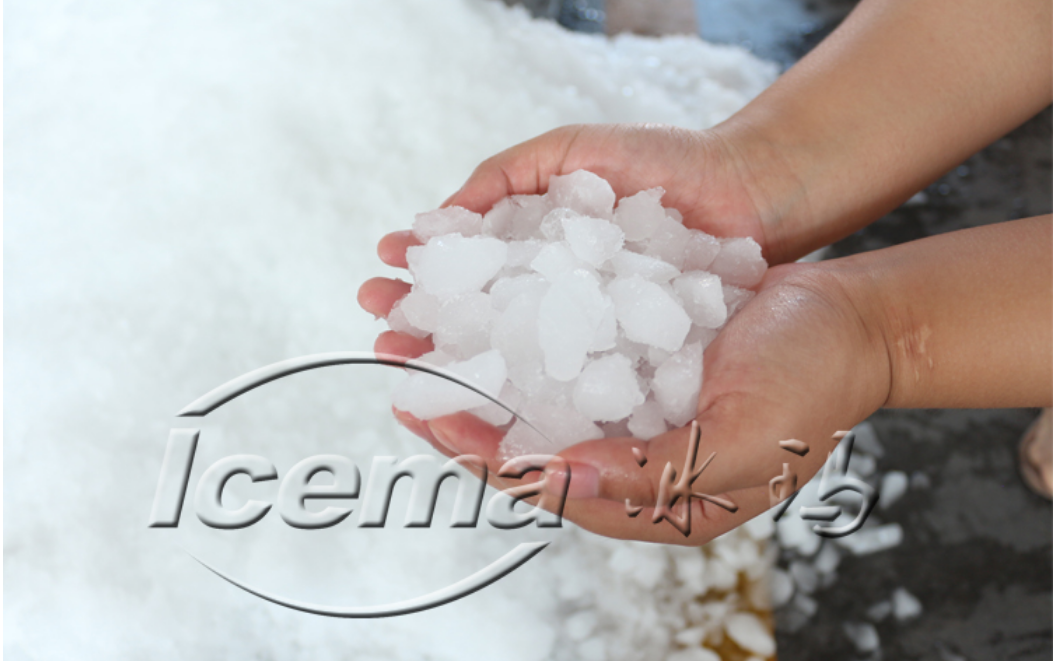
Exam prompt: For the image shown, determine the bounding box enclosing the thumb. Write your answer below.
[553,397,846,510]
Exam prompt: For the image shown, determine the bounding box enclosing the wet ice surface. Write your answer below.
[391,171,767,455]
[6,1,782,660]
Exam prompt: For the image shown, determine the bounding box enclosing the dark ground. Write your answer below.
[721,3,1053,659]
[513,1,1052,658]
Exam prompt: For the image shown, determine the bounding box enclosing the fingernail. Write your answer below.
[429,421,460,455]
[544,461,599,499]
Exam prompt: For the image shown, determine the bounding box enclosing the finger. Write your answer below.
[358,277,411,319]
[427,411,543,492]
[554,406,831,509]
[393,407,455,459]
[378,231,420,269]
[427,410,773,545]
[443,126,585,213]
[374,330,434,359]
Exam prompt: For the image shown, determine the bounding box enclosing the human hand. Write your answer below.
[371,123,812,274]
[360,246,891,544]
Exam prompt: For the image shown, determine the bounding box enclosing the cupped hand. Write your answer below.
[360,236,891,544]
[374,123,808,271]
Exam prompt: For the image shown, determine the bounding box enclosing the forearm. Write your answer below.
[715,0,1052,263]
[835,216,1052,409]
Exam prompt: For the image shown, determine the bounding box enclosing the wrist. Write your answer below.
[707,113,824,265]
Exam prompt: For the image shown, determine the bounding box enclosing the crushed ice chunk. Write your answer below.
[843,622,880,653]
[769,569,794,608]
[530,241,586,281]
[652,342,703,427]
[572,354,644,422]
[892,587,922,621]
[666,649,720,661]
[673,272,727,329]
[612,188,665,241]
[538,270,607,381]
[835,523,904,555]
[643,215,692,269]
[683,232,721,271]
[562,215,625,267]
[879,470,909,509]
[412,206,483,241]
[393,350,507,420]
[391,170,769,454]
[608,275,692,352]
[627,400,668,440]
[709,237,766,288]
[408,235,508,297]
[398,290,442,333]
[607,249,680,282]
[724,612,775,657]
[386,302,429,339]
[547,170,616,219]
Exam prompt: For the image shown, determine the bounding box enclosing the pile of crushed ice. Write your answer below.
[390,170,766,453]
[6,0,790,659]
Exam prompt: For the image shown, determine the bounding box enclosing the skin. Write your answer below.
[357,0,1053,544]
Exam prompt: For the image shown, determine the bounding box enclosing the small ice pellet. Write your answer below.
[724,612,776,657]
[709,237,766,288]
[835,523,904,555]
[843,622,880,653]
[412,206,483,241]
[769,569,795,608]
[666,649,720,661]
[879,470,909,509]
[891,587,922,621]
[722,284,756,316]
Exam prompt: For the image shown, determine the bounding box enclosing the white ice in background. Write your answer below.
[391,171,768,457]
[7,0,782,659]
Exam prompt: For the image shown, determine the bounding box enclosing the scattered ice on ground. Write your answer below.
[879,470,910,509]
[892,587,923,621]
[843,622,881,653]
[725,612,777,657]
